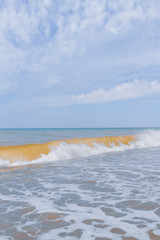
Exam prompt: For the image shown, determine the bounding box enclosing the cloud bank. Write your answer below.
[30,80,160,108]
[71,80,160,104]
[0,0,160,91]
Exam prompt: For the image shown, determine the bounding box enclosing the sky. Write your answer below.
[0,0,160,128]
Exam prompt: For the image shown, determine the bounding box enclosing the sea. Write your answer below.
[0,128,160,240]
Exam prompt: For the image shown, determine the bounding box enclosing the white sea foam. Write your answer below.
[0,130,160,167]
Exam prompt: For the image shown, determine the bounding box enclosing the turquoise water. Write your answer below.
[0,128,160,239]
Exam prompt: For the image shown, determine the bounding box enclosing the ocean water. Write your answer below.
[0,128,160,240]
[0,128,150,146]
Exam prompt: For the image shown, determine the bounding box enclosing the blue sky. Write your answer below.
[0,0,160,128]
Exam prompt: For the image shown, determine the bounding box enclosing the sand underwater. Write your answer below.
[0,128,160,240]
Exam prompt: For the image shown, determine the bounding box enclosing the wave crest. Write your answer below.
[0,130,160,167]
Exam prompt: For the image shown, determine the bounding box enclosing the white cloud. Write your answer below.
[71,79,160,104]
[0,0,159,70]
[105,0,160,33]
[0,0,160,100]
[13,79,160,109]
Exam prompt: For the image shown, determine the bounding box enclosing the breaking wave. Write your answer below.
[0,130,160,167]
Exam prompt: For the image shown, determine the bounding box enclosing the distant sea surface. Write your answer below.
[0,127,159,145]
[0,128,160,240]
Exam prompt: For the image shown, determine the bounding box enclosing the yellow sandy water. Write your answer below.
[0,135,135,163]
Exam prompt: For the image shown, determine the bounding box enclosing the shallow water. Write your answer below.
[0,129,160,240]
